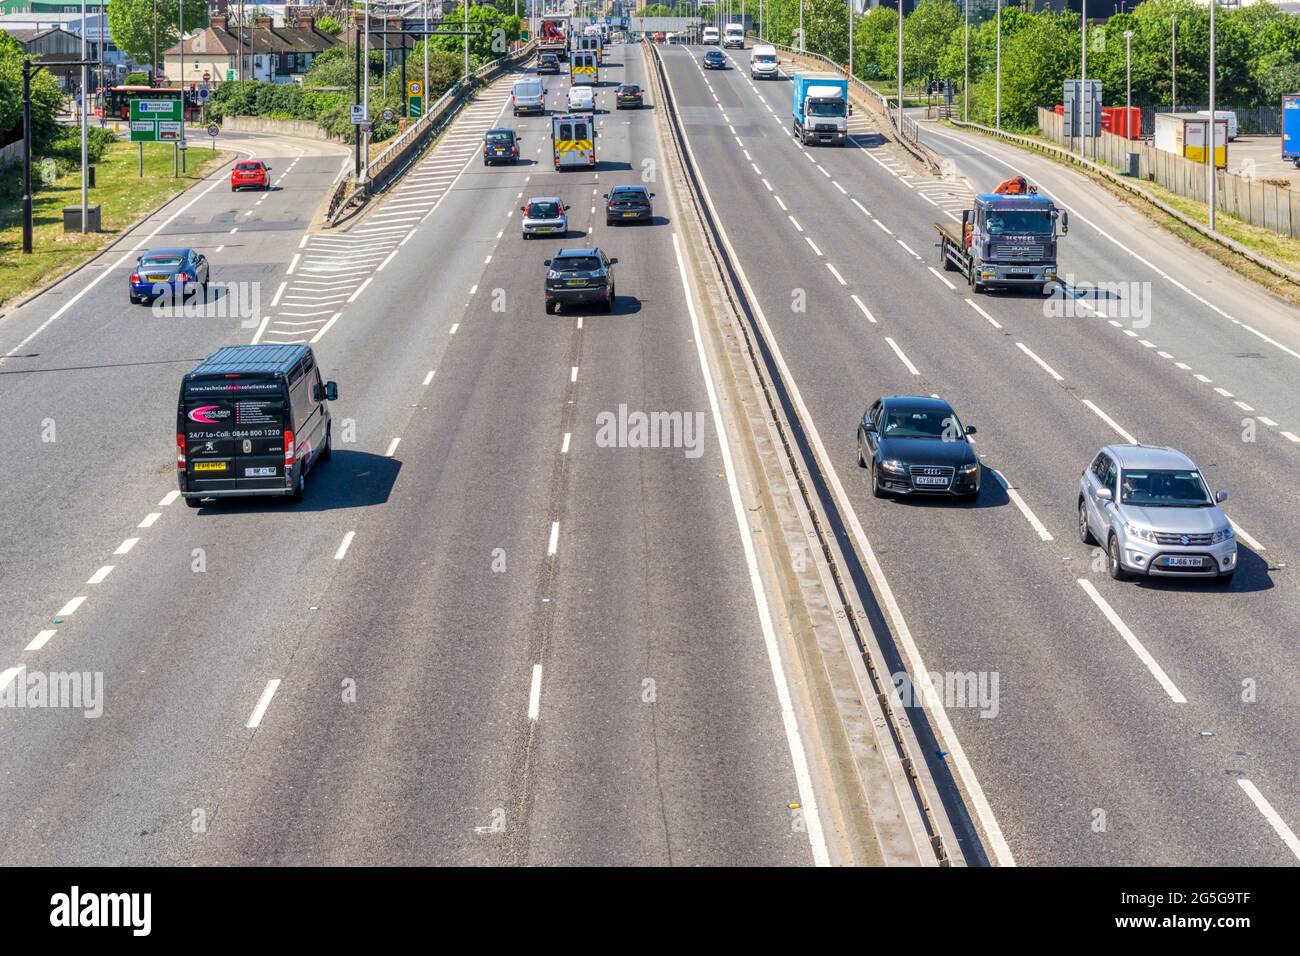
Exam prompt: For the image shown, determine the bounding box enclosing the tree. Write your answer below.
[0,31,63,149]
[855,7,898,82]
[996,11,1077,129]
[303,44,383,89]
[108,0,208,74]
[316,16,344,37]
[428,5,520,66]
[903,0,961,87]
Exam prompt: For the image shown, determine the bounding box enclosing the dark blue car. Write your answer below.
[703,50,727,70]
[129,247,209,304]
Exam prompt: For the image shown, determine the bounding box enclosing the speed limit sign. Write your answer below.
[382,107,396,123]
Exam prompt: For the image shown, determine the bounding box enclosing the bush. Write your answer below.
[44,125,118,167]
[123,71,151,86]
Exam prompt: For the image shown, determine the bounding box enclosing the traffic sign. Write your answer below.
[382,107,396,123]
[203,71,210,82]
[197,86,210,102]
[207,122,219,137]
[350,103,366,125]
[129,96,183,143]
[226,69,235,81]
[408,81,422,97]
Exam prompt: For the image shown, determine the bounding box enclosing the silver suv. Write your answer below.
[1078,444,1236,581]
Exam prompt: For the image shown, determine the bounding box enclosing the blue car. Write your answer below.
[703,50,727,70]
[129,247,209,304]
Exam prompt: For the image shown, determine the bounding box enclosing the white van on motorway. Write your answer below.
[751,44,778,79]
[512,78,545,116]
[723,24,744,49]
[702,27,720,45]
[567,84,595,113]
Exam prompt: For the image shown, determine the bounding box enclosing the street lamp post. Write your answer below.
[963,0,968,122]
[1124,29,1133,115]
[995,0,1001,131]
[896,0,903,136]
[1170,14,1177,110]
[1208,0,1216,230]
[80,0,87,232]
[1079,0,1087,159]
[849,0,853,78]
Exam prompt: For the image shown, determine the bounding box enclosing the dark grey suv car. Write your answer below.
[544,248,618,313]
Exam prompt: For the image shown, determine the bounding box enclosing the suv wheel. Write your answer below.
[1078,499,1095,545]
[321,425,332,462]
[545,301,558,315]
[185,495,202,509]
[1107,535,1128,580]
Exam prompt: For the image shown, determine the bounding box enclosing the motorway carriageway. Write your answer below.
[659,41,1300,866]
[0,44,826,865]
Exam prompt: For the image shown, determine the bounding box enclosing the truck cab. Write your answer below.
[792,72,851,145]
[940,192,1067,293]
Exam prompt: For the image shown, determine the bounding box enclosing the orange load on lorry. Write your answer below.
[993,175,1032,195]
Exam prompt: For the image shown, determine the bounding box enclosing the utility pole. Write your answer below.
[80,0,88,232]
[1208,0,1216,230]
[424,0,429,112]
[963,0,968,122]
[363,0,370,183]
[995,0,1001,131]
[1079,0,1087,159]
[1170,14,1176,110]
[355,9,361,178]
[1124,29,1132,115]
[465,0,470,78]
[896,0,902,136]
[98,1,105,126]
[22,60,36,252]
[848,0,853,78]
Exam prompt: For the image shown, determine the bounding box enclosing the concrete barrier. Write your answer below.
[221,115,343,143]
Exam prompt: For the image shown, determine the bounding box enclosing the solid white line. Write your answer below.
[270,281,287,307]
[114,538,138,555]
[989,470,1053,541]
[287,253,300,275]
[385,438,401,457]
[1237,779,1300,861]
[249,314,272,344]
[86,566,114,585]
[376,250,398,272]
[334,531,355,560]
[1082,399,1138,444]
[927,266,956,290]
[56,596,86,617]
[1016,342,1064,382]
[885,337,920,376]
[547,521,560,556]
[561,432,571,454]
[1077,579,1185,703]
[1228,520,1264,552]
[965,298,1002,329]
[527,663,543,720]
[348,277,373,303]
[308,313,342,343]
[851,295,876,323]
[26,630,56,652]
[826,263,847,286]
[245,679,281,729]
[570,366,578,383]
[671,232,830,866]
[138,512,161,528]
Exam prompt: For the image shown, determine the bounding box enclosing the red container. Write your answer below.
[1112,106,1141,139]
[1054,103,1064,116]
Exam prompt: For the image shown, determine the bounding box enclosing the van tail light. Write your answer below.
[176,433,186,469]
[284,429,295,468]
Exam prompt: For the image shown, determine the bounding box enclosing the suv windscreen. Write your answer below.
[528,201,561,219]
[485,131,514,145]
[553,256,601,272]
[1119,469,1213,507]
[611,189,646,201]
[881,409,959,440]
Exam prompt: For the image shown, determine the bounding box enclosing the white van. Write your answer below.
[567,84,595,113]
[751,44,778,79]
[512,78,545,116]
[1196,109,1238,140]
[702,27,720,45]
[723,24,744,49]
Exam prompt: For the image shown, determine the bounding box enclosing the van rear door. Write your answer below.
[182,379,287,492]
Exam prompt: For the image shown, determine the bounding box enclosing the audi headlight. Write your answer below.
[1209,526,1235,544]
[880,459,907,475]
[957,461,979,475]
[1125,523,1160,543]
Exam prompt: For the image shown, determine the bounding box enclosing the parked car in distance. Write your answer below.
[1078,444,1236,581]
[521,196,570,238]
[231,160,269,191]
[857,396,980,500]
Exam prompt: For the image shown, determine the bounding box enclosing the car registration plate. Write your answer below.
[622,211,638,217]
[245,467,276,477]
[565,279,585,287]
[914,476,948,486]
[535,226,552,232]
[193,461,226,472]
[148,274,169,282]
[1163,556,1205,568]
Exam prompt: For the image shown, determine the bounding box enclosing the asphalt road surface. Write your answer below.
[659,42,1300,866]
[0,45,821,866]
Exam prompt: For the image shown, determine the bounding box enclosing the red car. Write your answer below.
[231,160,270,191]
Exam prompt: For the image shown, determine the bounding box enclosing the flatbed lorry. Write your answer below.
[936,179,1068,294]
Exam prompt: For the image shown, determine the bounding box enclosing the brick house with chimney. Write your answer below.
[162,13,340,85]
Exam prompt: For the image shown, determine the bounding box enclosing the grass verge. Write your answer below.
[0,141,229,312]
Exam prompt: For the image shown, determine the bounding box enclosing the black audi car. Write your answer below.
[544,247,618,314]
[857,396,980,499]
[604,184,654,225]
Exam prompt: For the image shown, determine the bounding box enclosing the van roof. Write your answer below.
[185,344,311,380]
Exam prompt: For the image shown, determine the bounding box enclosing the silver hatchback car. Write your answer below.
[521,196,569,239]
[1078,444,1236,581]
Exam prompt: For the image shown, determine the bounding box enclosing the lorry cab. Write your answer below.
[553,114,596,169]
[792,72,851,145]
[958,193,1065,292]
[177,344,338,506]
